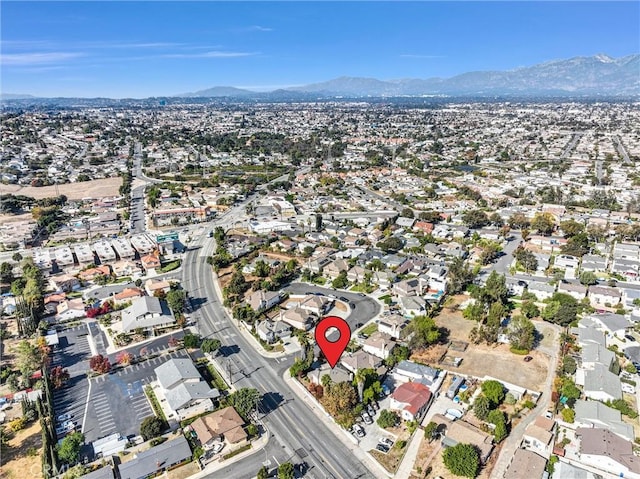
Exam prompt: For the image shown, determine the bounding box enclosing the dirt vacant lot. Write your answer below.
[427,295,553,392]
[2,177,121,200]
[0,421,43,479]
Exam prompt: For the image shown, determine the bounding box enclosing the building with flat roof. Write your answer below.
[117,435,192,479]
[130,233,156,254]
[110,238,135,259]
[54,246,75,266]
[74,243,95,264]
[93,239,116,262]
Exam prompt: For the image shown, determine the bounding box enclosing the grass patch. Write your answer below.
[144,385,167,421]
[510,347,529,355]
[114,276,133,283]
[350,283,375,294]
[222,443,251,460]
[205,363,229,391]
[66,291,84,299]
[159,260,182,273]
[311,276,326,285]
[359,322,378,336]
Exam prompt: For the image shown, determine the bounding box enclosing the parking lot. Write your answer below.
[83,349,190,443]
[51,324,92,440]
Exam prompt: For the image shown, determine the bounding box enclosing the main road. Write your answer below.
[181,202,376,479]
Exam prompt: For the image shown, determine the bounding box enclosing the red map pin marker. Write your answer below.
[315,315,351,368]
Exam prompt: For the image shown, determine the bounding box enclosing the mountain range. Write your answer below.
[179,54,639,98]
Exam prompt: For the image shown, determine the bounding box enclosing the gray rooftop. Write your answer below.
[118,435,192,479]
[155,358,202,391]
[164,381,219,411]
[588,313,631,333]
[584,363,622,400]
[581,343,615,367]
[395,360,438,380]
[80,467,115,479]
[574,399,634,441]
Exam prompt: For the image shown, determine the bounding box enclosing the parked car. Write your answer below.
[352,424,365,438]
[625,334,637,342]
[523,356,533,362]
[211,442,225,454]
[56,413,72,423]
[361,412,373,425]
[376,443,390,453]
[378,437,394,447]
[367,404,376,416]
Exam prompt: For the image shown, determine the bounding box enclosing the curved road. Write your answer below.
[181,207,377,479]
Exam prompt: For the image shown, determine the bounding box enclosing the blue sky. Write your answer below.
[1,1,638,98]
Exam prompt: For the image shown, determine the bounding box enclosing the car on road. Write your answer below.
[349,302,356,309]
[352,424,365,438]
[56,413,72,423]
[376,443,390,453]
[358,293,366,297]
[339,296,349,302]
[524,356,533,362]
[625,334,637,342]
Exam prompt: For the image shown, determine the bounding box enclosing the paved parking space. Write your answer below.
[51,324,92,438]
[84,349,189,443]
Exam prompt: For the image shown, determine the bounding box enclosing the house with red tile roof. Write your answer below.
[390,382,433,421]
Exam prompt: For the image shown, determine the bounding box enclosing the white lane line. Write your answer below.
[81,378,92,434]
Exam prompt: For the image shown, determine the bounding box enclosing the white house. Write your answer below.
[522,416,556,459]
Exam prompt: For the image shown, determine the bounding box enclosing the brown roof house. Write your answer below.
[576,428,640,478]
[190,406,247,450]
[503,448,547,479]
[433,413,495,464]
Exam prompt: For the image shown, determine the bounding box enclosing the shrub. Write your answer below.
[561,408,575,423]
[376,410,399,429]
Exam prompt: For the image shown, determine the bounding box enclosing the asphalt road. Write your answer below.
[181,208,376,479]
[283,283,381,342]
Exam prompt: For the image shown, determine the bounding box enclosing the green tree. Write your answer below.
[479,241,502,265]
[257,466,269,479]
[561,408,575,423]
[481,380,505,408]
[462,210,489,229]
[508,315,535,351]
[386,345,410,367]
[140,416,167,440]
[166,289,187,316]
[579,271,598,286]
[408,315,442,350]
[377,410,399,429]
[57,432,84,464]
[447,257,475,294]
[0,262,14,284]
[487,409,508,442]
[520,301,540,319]
[331,271,348,289]
[424,421,438,441]
[16,340,41,380]
[531,212,556,235]
[320,381,359,428]
[227,388,261,421]
[442,443,481,478]
[562,356,577,375]
[542,293,579,326]
[201,338,221,354]
[513,246,538,273]
[182,333,202,349]
[278,462,294,479]
[473,395,491,421]
[562,233,590,257]
[226,270,249,296]
[560,220,584,237]
[254,260,270,278]
[377,236,404,253]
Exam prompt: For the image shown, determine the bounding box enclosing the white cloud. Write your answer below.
[0,52,85,66]
[160,51,257,59]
